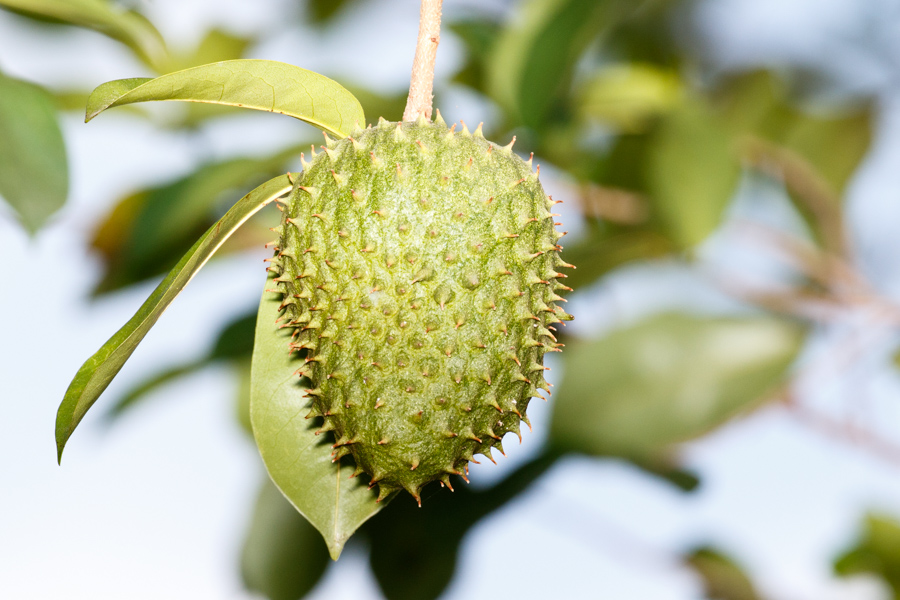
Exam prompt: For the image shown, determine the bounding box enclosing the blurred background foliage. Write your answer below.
[0,0,894,598]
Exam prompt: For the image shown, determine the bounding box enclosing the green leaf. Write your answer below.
[55,173,295,462]
[486,0,647,130]
[241,478,331,600]
[85,60,365,138]
[0,70,67,233]
[448,19,501,93]
[0,0,165,69]
[550,313,804,463]
[577,63,682,133]
[645,100,741,247]
[686,546,761,600]
[90,146,303,295]
[250,274,386,560]
[835,513,900,597]
[307,0,363,23]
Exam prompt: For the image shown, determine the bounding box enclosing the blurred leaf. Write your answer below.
[307,0,363,23]
[715,71,872,195]
[449,18,501,93]
[236,359,253,436]
[241,477,331,600]
[604,0,683,67]
[487,0,637,130]
[85,60,365,138]
[56,174,295,462]
[562,225,674,291]
[0,70,67,233]
[835,513,900,598]
[0,0,166,69]
[550,313,804,463]
[365,453,558,600]
[714,71,872,253]
[687,546,762,600]
[250,274,387,560]
[645,100,741,248]
[577,63,682,132]
[91,146,303,295]
[105,310,258,420]
[343,85,408,123]
[167,28,252,72]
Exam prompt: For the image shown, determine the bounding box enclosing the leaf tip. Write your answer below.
[326,541,345,561]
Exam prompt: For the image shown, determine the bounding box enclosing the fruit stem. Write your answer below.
[402,0,443,122]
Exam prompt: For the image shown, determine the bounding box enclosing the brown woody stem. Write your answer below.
[402,0,443,122]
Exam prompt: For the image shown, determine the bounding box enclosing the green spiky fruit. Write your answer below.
[270,113,572,503]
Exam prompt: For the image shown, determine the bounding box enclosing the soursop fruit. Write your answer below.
[269,113,572,504]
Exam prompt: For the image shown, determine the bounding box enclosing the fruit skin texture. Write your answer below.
[270,114,572,503]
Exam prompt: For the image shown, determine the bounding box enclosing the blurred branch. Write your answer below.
[722,221,900,327]
[578,182,649,224]
[739,135,849,257]
[780,389,900,469]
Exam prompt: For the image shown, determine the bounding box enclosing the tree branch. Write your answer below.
[403,0,443,122]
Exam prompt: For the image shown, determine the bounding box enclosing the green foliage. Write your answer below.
[85,60,365,138]
[550,313,805,465]
[250,276,386,560]
[0,0,165,68]
[686,546,762,600]
[0,69,67,233]
[577,63,682,133]
[55,174,295,461]
[307,0,363,24]
[835,513,900,598]
[645,100,741,248]
[90,147,305,294]
[241,478,331,600]
[487,0,617,130]
[16,0,879,596]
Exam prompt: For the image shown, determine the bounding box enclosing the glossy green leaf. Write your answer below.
[645,100,741,247]
[0,0,165,68]
[835,513,900,597]
[0,70,67,233]
[91,146,303,295]
[250,274,386,560]
[85,60,365,138]
[550,313,804,463]
[56,174,295,462]
[486,0,643,130]
[686,547,761,600]
[241,478,331,600]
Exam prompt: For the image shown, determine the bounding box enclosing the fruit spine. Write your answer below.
[268,113,572,504]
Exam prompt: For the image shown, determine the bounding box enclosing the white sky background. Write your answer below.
[3,0,900,598]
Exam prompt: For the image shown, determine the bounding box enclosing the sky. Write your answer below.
[3,0,900,599]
